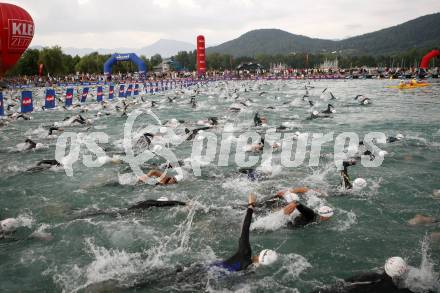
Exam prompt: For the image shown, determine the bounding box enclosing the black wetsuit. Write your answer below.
[254,113,262,126]
[311,272,418,293]
[74,200,186,219]
[24,139,37,150]
[26,159,61,172]
[217,208,253,272]
[128,200,185,210]
[15,113,31,120]
[238,168,263,182]
[387,137,400,143]
[48,126,61,135]
[185,127,211,141]
[287,203,317,229]
[340,160,355,189]
[37,159,61,167]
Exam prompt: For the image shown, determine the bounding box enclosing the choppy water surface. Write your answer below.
[0,79,439,292]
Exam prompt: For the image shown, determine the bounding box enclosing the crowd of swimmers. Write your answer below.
[0,81,438,292]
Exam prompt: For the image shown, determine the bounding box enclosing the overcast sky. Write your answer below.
[8,0,440,48]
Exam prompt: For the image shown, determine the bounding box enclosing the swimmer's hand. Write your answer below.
[276,190,286,197]
[248,193,257,208]
[138,174,149,183]
[283,202,297,215]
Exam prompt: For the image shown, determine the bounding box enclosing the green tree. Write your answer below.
[6,48,40,76]
[38,46,66,75]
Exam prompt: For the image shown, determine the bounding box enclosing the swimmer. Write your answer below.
[24,138,37,150]
[408,214,438,226]
[10,113,31,120]
[136,132,154,148]
[340,159,356,189]
[138,170,183,185]
[238,168,264,182]
[48,126,64,136]
[354,95,371,105]
[243,137,265,153]
[26,159,62,172]
[321,104,336,114]
[308,108,333,119]
[73,197,186,219]
[283,199,334,229]
[387,134,404,143]
[0,218,19,239]
[128,197,186,210]
[185,127,211,141]
[215,193,278,271]
[254,112,262,126]
[311,257,424,293]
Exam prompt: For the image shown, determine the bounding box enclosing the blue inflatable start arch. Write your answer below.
[103,53,147,75]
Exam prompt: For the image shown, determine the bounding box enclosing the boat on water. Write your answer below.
[387,79,431,89]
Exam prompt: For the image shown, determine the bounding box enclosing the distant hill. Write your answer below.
[33,39,195,58]
[207,13,440,56]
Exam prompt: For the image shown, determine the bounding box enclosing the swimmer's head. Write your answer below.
[157,196,169,202]
[385,257,408,278]
[152,145,162,153]
[159,127,168,134]
[396,133,404,140]
[317,206,334,220]
[312,110,319,116]
[257,249,278,266]
[352,178,367,190]
[0,218,19,233]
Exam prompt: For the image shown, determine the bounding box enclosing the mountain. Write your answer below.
[34,39,195,58]
[138,39,195,58]
[207,13,440,56]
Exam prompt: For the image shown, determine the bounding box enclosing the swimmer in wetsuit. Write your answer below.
[138,170,183,185]
[26,159,62,172]
[48,126,64,136]
[23,138,37,150]
[216,193,278,271]
[311,257,429,293]
[73,197,186,219]
[283,200,334,229]
[340,159,356,189]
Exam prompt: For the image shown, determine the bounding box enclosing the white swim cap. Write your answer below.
[152,145,162,152]
[312,110,319,116]
[378,150,388,157]
[259,249,278,266]
[385,257,408,278]
[0,218,19,232]
[331,109,336,113]
[283,192,299,203]
[159,127,168,134]
[353,178,367,189]
[157,196,169,202]
[317,206,334,218]
[174,174,183,182]
[396,133,404,140]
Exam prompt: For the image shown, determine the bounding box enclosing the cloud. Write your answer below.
[6,0,440,48]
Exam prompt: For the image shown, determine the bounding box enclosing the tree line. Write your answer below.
[6,46,436,77]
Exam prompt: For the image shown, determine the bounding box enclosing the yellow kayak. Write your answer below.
[387,83,431,89]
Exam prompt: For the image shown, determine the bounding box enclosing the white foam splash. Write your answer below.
[251,210,291,231]
[404,235,440,293]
